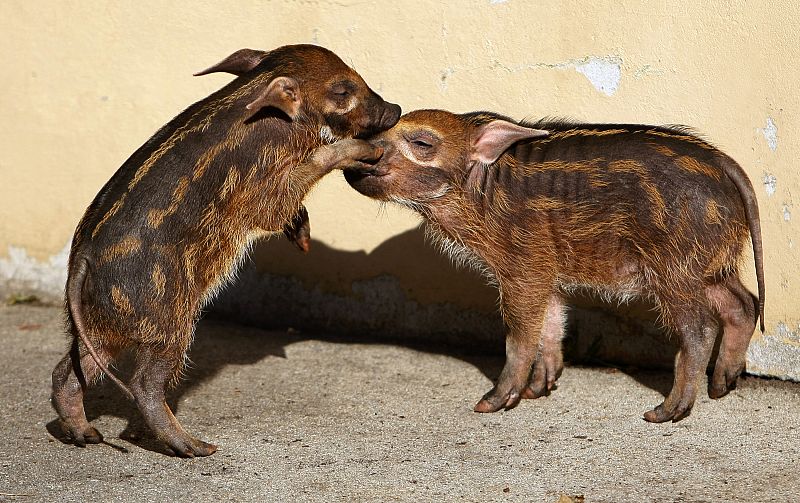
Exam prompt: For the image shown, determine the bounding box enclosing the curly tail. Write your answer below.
[721,157,765,332]
[68,257,135,401]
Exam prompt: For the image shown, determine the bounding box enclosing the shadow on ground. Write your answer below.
[46,227,695,455]
[44,313,680,455]
[45,319,510,456]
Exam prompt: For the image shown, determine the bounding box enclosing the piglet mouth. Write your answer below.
[354,129,378,140]
[354,128,387,140]
[343,165,389,185]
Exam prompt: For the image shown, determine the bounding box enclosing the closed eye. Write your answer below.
[330,80,356,98]
[411,139,432,148]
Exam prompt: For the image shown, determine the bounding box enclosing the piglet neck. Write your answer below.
[426,196,480,245]
[464,160,486,193]
[462,157,516,218]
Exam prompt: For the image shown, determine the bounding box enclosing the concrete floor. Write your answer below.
[1,303,798,502]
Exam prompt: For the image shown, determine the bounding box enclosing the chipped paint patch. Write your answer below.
[452,55,623,96]
[490,0,509,4]
[747,322,800,381]
[763,173,777,196]
[0,242,69,300]
[783,204,792,222]
[574,57,622,96]
[760,117,778,152]
[495,56,623,96]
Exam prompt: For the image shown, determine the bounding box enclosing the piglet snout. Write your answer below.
[381,102,402,129]
[356,101,401,139]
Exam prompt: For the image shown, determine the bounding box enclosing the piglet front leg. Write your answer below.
[522,294,567,399]
[283,205,311,253]
[475,284,551,413]
[286,138,383,196]
[282,140,382,253]
[281,139,383,247]
[309,139,384,175]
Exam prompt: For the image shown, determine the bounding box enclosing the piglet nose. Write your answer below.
[382,102,401,128]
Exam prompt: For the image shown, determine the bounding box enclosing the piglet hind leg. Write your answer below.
[51,338,120,446]
[129,344,217,457]
[474,290,549,413]
[522,294,566,399]
[643,299,718,423]
[707,276,758,399]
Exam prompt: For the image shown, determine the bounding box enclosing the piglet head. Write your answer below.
[261,45,401,141]
[344,109,548,209]
[197,45,400,142]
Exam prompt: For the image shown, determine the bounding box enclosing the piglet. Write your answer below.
[345,109,764,423]
[51,44,398,457]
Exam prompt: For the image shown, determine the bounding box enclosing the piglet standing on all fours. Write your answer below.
[344,109,764,423]
[51,44,399,457]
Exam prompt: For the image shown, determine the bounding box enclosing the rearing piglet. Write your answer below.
[51,44,398,457]
[344,109,764,423]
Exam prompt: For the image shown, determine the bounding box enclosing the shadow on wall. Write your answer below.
[212,227,679,370]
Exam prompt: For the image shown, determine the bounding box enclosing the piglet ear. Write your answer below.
[470,120,549,164]
[244,76,302,121]
[194,48,269,76]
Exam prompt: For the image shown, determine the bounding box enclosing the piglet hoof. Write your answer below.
[61,422,104,447]
[81,426,104,445]
[165,438,218,458]
[473,388,522,413]
[295,236,311,254]
[522,374,558,399]
[643,402,693,423]
[521,383,547,400]
[522,357,563,400]
[708,368,742,399]
[708,383,731,400]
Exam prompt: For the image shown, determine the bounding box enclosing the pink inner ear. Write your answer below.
[471,120,549,164]
[244,76,301,120]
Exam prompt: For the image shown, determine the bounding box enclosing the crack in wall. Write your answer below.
[444,55,623,96]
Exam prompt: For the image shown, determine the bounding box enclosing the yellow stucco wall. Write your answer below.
[1,2,797,376]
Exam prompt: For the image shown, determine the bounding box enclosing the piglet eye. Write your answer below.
[331,84,350,97]
[411,139,432,148]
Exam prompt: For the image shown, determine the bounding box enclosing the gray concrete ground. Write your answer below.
[1,303,798,502]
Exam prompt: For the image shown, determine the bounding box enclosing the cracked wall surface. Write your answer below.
[1,1,798,380]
